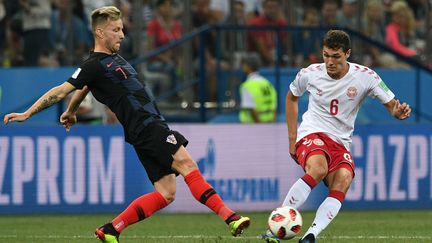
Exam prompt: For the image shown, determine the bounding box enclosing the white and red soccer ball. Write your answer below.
[268,206,303,240]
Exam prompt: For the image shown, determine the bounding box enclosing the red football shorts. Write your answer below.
[295,132,355,177]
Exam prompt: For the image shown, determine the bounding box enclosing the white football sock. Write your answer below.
[302,197,342,239]
[282,179,312,208]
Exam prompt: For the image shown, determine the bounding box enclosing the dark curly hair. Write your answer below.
[323,30,351,52]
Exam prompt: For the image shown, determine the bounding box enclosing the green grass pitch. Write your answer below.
[0,210,431,242]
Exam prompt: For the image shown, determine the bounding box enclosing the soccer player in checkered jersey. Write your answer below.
[3,6,250,243]
[262,30,411,243]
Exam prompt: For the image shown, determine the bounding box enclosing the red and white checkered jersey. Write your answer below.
[289,62,395,150]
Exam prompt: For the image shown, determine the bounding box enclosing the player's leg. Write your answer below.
[282,151,328,208]
[282,134,331,209]
[95,175,174,243]
[112,174,175,231]
[95,130,177,243]
[172,145,250,236]
[264,135,329,242]
[262,152,327,242]
[299,166,353,243]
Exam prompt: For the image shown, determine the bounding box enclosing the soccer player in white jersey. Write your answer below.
[262,30,411,243]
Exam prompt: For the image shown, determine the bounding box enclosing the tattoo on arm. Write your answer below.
[30,95,60,116]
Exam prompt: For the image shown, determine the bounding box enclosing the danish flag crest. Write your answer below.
[347,86,358,98]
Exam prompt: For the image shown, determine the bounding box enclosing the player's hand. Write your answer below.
[60,111,77,132]
[3,112,29,124]
[393,99,411,120]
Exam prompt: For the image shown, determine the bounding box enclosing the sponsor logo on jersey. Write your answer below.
[316,88,323,96]
[166,134,177,145]
[346,86,358,98]
[313,138,324,146]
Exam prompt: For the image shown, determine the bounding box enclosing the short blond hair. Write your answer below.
[390,0,416,36]
[390,0,408,13]
[91,6,122,33]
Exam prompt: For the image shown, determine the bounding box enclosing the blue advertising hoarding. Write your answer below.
[0,125,153,213]
[0,124,430,214]
[344,125,431,209]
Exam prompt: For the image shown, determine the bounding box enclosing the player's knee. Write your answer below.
[305,155,328,181]
[330,172,353,193]
[307,164,327,181]
[173,157,198,175]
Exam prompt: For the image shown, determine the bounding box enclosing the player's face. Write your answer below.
[102,19,124,53]
[323,46,350,79]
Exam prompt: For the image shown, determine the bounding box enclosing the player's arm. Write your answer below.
[65,86,90,113]
[384,99,411,120]
[3,82,76,124]
[60,86,90,131]
[286,90,299,160]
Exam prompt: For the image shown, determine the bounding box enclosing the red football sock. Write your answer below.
[329,190,345,203]
[184,169,238,223]
[302,173,318,189]
[111,191,168,233]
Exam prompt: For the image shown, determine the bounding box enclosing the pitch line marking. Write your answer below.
[0,235,430,240]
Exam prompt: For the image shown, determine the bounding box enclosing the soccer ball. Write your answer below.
[268,206,302,240]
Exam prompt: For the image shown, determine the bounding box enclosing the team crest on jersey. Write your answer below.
[316,88,323,96]
[346,86,358,98]
[166,134,177,145]
[313,138,324,146]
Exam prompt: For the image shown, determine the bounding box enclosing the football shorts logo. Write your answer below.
[346,86,358,98]
[313,138,324,146]
[166,134,177,145]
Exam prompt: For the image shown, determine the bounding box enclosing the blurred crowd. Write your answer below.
[0,0,431,69]
[0,0,430,124]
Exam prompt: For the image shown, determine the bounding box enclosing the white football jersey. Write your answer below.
[290,62,395,150]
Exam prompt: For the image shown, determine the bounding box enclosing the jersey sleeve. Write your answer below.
[368,75,395,104]
[67,60,98,89]
[289,68,308,97]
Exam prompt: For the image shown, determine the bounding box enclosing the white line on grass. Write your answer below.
[0,235,430,240]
